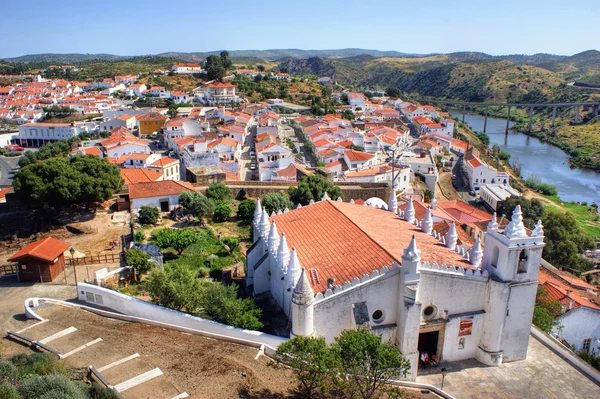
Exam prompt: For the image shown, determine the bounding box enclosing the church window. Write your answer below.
[423,305,437,320]
[582,338,592,353]
[372,310,385,324]
[491,246,499,268]
[517,250,528,274]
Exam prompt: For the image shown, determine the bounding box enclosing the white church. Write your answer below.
[246,192,546,379]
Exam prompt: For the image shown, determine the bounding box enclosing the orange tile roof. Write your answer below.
[538,268,600,311]
[467,157,482,168]
[345,149,374,162]
[8,237,71,263]
[276,163,299,178]
[121,168,163,185]
[151,156,178,167]
[436,200,493,224]
[129,180,195,199]
[0,186,13,200]
[270,200,472,293]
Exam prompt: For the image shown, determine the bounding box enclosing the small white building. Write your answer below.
[16,122,88,147]
[172,63,202,74]
[480,184,521,211]
[129,180,196,212]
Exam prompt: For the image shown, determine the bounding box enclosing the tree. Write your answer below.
[199,283,263,329]
[236,198,256,222]
[262,191,294,214]
[69,155,123,207]
[273,337,334,399]
[221,237,239,255]
[256,64,265,72]
[341,109,355,120]
[151,228,198,255]
[330,328,410,399]
[385,87,401,97]
[13,155,122,209]
[542,210,596,272]
[147,264,202,312]
[179,191,215,218]
[126,248,153,281]
[220,50,232,70]
[498,197,545,229]
[533,287,562,333]
[205,55,225,81]
[206,182,231,201]
[478,131,490,146]
[138,206,159,225]
[214,202,232,222]
[289,174,343,205]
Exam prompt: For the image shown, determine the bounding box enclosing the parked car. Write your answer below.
[250,150,256,158]
[250,164,256,170]
[469,190,476,196]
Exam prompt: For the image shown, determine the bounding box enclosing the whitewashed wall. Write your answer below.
[417,270,487,317]
[131,194,180,211]
[555,307,600,354]
[313,271,401,344]
[441,313,485,361]
[77,283,286,348]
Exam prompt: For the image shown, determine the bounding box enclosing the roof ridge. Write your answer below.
[326,201,401,265]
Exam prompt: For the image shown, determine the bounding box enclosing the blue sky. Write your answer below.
[1,0,598,58]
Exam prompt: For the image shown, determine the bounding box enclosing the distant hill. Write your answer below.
[2,53,124,63]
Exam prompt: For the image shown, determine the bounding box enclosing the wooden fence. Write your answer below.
[68,253,122,266]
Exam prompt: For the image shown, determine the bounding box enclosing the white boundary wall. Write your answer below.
[75,282,286,349]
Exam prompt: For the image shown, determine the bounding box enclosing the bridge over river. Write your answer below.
[420,99,600,133]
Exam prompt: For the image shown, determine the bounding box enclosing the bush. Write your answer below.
[138,206,159,225]
[147,264,202,312]
[214,202,232,222]
[289,174,342,205]
[199,283,263,329]
[206,183,231,201]
[21,374,88,399]
[0,360,19,380]
[151,228,198,255]
[236,199,256,222]
[126,248,153,280]
[0,382,20,399]
[179,191,215,218]
[498,150,511,161]
[133,229,145,243]
[10,352,66,377]
[222,237,239,255]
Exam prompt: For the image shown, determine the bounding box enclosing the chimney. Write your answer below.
[566,289,571,298]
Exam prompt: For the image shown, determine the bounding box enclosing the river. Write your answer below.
[449,111,600,204]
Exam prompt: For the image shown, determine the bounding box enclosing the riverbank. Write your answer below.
[453,120,600,239]
[453,106,600,172]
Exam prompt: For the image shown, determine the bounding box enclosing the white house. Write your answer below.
[479,184,521,211]
[129,180,196,212]
[464,153,509,191]
[100,114,137,132]
[16,122,88,147]
[344,149,376,171]
[171,91,190,104]
[172,63,202,74]
[247,200,545,379]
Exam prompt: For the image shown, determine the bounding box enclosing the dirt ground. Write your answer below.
[0,280,435,399]
[436,170,462,201]
[0,209,130,265]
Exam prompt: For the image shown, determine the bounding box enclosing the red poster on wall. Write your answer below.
[459,317,473,336]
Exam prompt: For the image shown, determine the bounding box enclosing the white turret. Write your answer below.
[309,199,315,205]
[268,221,280,255]
[446,221,458,250]
[402,235,421,283]
[271,211,277,217]
[388,189,398,214]
[321,192,330,201]
[253,199,262,225]
[291,268,315,338]
[286,247,302,287]
[431,197,438,210]
[259,209,270,239]
[531,220,544,238]
[470,234,483,267]
[349,198,355,204]
[404,197,415,223]
[421,207,433,235]
[504,205,527,239]
[336,197,343,202]
[487,212,499,231]
[277,233,291,271]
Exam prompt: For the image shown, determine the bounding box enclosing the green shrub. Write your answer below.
[133,229,145,243]
[213,202,232,222]
[0,359,19,380]
[138,206,159,225]
[236,199,256,222]
[206,183,231,201]
[21,374,88,399]
[0,381,20,399]
[10,352,66,377]
[200,283,263,329]
[498,150,511,161]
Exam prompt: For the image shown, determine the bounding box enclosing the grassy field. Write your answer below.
[542,196,600,238]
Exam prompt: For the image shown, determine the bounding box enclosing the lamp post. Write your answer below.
[69,247,78,289]
[440,367,448,390]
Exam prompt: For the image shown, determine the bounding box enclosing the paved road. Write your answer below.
[451,156,476,203]
[0,155,20,187]
[240,125,257,181]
